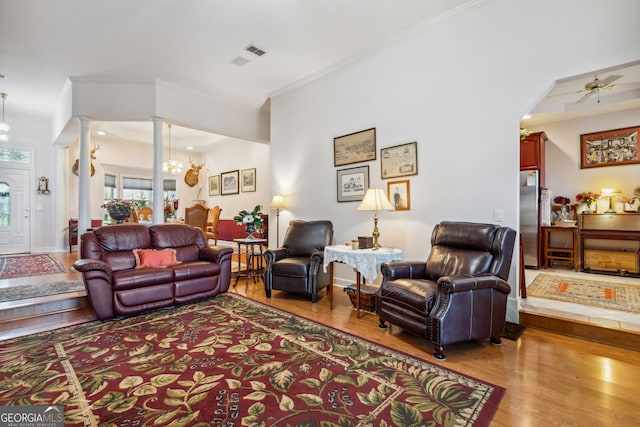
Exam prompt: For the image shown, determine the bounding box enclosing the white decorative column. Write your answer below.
[54,145,67,251]
[77,117,91,251]
[151,117,164,224]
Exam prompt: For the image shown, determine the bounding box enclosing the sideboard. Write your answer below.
[579,213,640,277]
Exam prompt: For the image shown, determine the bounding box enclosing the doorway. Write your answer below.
[0,167,31,254]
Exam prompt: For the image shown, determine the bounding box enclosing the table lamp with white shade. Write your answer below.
[357,188,395,249]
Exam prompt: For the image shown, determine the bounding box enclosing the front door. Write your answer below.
[0,168,30,254]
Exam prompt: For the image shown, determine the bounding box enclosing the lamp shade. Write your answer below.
[270,195,286,209]
[357,188,394,212]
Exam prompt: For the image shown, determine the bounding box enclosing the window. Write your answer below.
[103,174,176,223]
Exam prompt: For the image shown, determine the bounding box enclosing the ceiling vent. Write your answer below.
[245,44,266,57]
[231,56,250,67]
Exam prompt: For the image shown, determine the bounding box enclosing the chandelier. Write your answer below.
[0,93,9,142]
[162,123,183,175]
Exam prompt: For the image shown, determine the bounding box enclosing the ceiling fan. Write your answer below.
[576,74,622,103]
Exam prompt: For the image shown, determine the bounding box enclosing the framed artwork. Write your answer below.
[336,165,369,202]
[380,141,418,179]
[241,168,256,192]
[208,175,220,196]
[580,126,640,169]
[221,170,239,195]
[387,180,410,210]
[333,127,376,167]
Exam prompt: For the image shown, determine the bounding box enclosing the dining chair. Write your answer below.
[206,205,222,244]
[184,204,210,235]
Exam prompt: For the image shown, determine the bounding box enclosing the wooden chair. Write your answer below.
[137,206,153,222]
[206,205,222,244]
[184,204,210,235]
[124,209,139,223]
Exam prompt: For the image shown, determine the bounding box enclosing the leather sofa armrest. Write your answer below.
[199,246,234,263]
[73,258,113,276]
[437,273,511,294]
[381,261,427,281]
[264,247,288,266]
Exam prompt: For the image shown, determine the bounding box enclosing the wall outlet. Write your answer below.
[494,209,504,222]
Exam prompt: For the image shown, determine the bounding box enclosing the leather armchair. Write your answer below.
[377,221,516,360]
[264,220,333,303]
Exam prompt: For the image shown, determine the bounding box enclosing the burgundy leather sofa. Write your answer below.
[377,221,516,360]
[73,223,233,320]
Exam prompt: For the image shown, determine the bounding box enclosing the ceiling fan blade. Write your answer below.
[576,91,596,104]
[596,74,622,87]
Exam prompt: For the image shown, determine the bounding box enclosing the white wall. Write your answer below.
[269,0,640,320]
[202,138,271,223]
[529,107,640,210]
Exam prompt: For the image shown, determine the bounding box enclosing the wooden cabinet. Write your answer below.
[580,213,640,276]
[520,132,547,186]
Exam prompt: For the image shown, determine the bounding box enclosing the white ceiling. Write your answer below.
[524,60,640,127]
[1,1,639,149]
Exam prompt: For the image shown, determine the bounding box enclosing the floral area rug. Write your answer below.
[0,254,66,279]
[0,293,504,426]
[0,280,85,303]
[527,273,640,313]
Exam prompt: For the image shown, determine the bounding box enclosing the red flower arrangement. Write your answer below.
[576,191,600,210]
[553,196,571,205]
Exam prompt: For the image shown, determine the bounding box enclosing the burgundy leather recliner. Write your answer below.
[74,223,233,320]
[377,221,516,360]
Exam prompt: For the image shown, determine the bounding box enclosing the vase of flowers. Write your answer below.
[576,191,600,213]
[234,205,263,239]
[553,196,571,221]
[102,199,134,224]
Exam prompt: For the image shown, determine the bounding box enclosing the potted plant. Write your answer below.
[234,205,263,238]
[102,199,134,224]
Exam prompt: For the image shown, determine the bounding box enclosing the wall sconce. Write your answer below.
[601,188,620,213]
[269,195,286,247]
[357,188,395,249]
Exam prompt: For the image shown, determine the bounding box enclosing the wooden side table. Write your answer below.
[233,238,267,288]
[542,226,579,270]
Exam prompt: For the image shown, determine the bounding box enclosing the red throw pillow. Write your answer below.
[133,248,180,269]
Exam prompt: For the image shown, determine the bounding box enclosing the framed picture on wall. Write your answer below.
[241,168,256,192]
[208,175,220,196]
[221,170,239,195]
[336,165,369,202]
[580,125,640,169]
[380,141,418,179]
[387,179,410,210]
[333,127,376,166]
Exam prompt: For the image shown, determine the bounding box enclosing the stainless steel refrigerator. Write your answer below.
[520,170,540,268]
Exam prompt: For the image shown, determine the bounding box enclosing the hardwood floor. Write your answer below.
[1,253,639,426]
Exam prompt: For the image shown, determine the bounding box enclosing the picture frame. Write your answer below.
[580,125,640,169]
[241,168,256,192]
[336,165,369,202]
[208,175,220,196]
[37,176,50,194]
[387,179,410,210]
[333,127,376,167]
[221,170,239,195]
[380,141,418,179]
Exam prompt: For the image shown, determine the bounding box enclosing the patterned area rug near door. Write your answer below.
[0,293,504,426]
[0,254,66,279]
[527,273,640,314]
